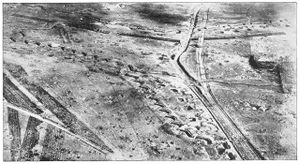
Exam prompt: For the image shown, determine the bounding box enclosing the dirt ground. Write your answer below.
[2,3,296,161]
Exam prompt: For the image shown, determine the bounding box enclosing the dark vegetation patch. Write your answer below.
[132,3,188,25]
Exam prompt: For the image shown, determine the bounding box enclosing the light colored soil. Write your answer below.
[3,3,296,161]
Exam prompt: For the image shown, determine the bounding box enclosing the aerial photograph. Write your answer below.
[2,2,297,161]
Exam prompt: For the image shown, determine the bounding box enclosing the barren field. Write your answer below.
[2,3,296,161]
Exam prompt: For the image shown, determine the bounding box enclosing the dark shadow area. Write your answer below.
[223,3,295,22]
[132,3,188,25]
[249,55,277,70]
[249,55,284,92]
[15,3,109,32]
[11,14,57,23]
[25,3,107,16]
[56,12,103,31]
[46,3,108,31]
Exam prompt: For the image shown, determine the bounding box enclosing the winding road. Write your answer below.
[172,8,265,160]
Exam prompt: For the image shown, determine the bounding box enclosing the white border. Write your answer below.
[0,1,298,164]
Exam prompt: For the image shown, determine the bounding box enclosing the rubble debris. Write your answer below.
[160,123,175,135]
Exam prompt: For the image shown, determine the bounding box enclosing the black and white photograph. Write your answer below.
[1,1,298,161]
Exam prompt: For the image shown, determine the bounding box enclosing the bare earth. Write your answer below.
[2,3,296,161]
